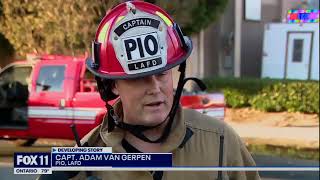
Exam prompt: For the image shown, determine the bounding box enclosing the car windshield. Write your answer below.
[36,65,66,92]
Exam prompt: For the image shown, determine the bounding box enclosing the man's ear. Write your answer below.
[111,81,119,95]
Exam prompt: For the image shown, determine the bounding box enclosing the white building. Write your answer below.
[262,23,319,80]
[181,0,319,85]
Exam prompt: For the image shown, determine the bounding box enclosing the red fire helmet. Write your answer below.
[86,1,192,80]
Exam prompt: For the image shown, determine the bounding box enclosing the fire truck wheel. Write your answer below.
[15,138,37,146]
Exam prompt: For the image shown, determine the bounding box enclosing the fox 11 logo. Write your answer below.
[14,152,52,174]
[14,152,51,167]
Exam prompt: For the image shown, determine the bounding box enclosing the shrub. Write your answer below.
[203,77,319,114]
[222,88,250,108]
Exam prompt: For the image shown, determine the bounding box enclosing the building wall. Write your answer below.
[202,0,235,78]
[179,0,319,81]
[216,0,235,77]
[203,22,220,78]
[240,21,264,77]
[261,23,319,80]
[240,0,282,77]
[175,0,235,89]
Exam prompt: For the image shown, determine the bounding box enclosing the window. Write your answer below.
[0,65,32,85]
[36,66,65,92]
[292,39,304,62]
[245,0,261,21]
[80,69,97,92]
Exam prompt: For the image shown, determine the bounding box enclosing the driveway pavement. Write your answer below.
[228,122,319,149]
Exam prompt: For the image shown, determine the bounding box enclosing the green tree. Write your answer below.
[0,0,227,58]
[0,1,15,67]
[0,33,15,68]
[0,0,117,57]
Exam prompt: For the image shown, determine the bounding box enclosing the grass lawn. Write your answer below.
[247,144,319,161]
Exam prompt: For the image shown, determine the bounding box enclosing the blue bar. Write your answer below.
[52,153,172,167]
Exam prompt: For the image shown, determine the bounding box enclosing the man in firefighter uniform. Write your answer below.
[67,1,260,180]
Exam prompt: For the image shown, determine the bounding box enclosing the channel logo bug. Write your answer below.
[14,153,51,167]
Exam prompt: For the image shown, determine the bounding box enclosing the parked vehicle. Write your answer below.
[0,54,225,146]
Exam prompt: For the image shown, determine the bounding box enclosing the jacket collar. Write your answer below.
[99,100,187,153]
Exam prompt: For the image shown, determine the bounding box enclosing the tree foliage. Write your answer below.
[0,33,15,67]
[0,0,117,57]
[0,0,227,58]
[149,0,228,35]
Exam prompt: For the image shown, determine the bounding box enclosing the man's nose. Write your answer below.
[146,75,161,94]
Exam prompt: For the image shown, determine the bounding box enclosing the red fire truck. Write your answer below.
[0,54,225,146]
